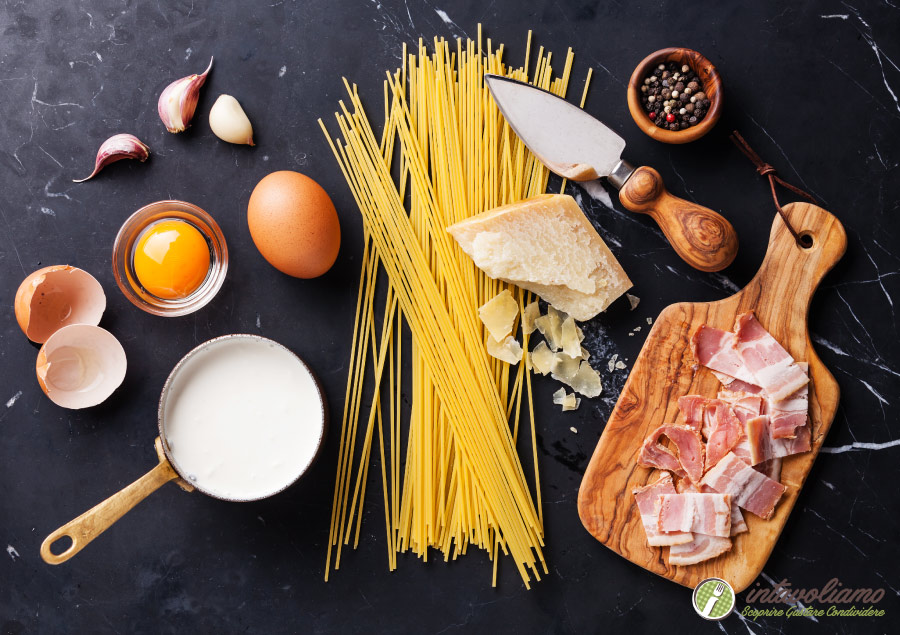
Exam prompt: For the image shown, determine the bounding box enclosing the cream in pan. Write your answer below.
[163,337,323,501]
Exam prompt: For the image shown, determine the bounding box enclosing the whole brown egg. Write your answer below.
[247,171,341,278]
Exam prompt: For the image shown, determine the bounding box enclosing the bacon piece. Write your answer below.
[756,458,783,482]
[704,401,744,469]
[734,313,809,402]
[700,451,787,520]
[638,424,704,482]
[658,493,732,537]
[677,479,747,536]
[692,325,757,384]
[730,501,749,535]
[632,473,693,547]
[770,363,810,439]
[717,390,765,422]
[712,370,764,395]
[668,533,732,566]
[744,415,811,465]
[677,395,707,432]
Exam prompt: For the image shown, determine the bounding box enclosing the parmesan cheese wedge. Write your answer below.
[447,194,632,321]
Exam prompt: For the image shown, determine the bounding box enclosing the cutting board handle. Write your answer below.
[739,202,847,317]
[619,166,739,272]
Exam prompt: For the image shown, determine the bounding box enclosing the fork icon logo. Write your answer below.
[692,578,736,620]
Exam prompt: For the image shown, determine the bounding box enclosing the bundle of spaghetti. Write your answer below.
[320,28,589,587]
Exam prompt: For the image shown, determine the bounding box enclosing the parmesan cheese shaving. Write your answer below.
[522,301,540,335]
[560,316,581,358]
[531,341,555,376]
[478,290,519,340]
[486,334,523,365]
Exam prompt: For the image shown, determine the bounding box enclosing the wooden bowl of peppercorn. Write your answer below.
[627,47,723,144]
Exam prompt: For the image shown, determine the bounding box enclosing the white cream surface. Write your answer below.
[163,337,323,500]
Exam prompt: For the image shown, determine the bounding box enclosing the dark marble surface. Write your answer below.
[1,1,898,633]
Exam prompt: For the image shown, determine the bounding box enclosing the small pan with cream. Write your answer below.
[40,334,327,564]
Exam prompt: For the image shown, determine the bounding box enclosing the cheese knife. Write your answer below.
[485,74,738,272]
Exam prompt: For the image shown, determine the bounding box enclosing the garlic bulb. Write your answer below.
[158,57,213,133]
[73,134,150,183]
[208,95,255,145]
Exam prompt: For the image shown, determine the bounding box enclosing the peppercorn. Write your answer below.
[638,60,711,130]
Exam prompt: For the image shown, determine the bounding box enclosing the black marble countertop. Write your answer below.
[1,1,898,633]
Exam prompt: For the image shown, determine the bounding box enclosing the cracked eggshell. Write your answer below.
[14,266,106,343]
[36,324,126,409]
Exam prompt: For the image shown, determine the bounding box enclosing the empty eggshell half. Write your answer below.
[36,324,127,409]
[15,266,106,343]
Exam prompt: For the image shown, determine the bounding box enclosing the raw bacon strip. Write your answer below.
[756,458,783,482]
[632,473,693,547]
[700,451,787,520]
[717,391,765,423]
[638,424,705,482]
[712,370,764,395]
[669,534,732,566]
[770,363,810,439]
[704,402,744,469]
[677,479,747,536]
[658,493,732,537]
[734,313,809,402]
[730,502,749,535]
[745,415,811,465]
[677,395,707,432]
[691,325,757,384]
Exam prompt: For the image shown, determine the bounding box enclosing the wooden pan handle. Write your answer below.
[40,453,179,565]
[619,166,738,272]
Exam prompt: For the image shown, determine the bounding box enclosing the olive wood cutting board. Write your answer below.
[577,202,846,592]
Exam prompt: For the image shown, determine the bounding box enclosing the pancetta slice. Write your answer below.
[700,451,787,520]
[734,313,809,402]
[704,401,744,469]
[676,479,747,536]
[744,415,811,465]
[712,370,764,395]
[717,390,765,423]
[755,458,783,482]
[668,533,732,566]
[691,325,757,384]
[632,473,693,547]
[769,362,810,439]
[677,395,707,432]
[638,424,704,482]
[658,493,732,537]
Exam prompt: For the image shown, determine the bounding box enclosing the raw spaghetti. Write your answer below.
[320,27,590,587]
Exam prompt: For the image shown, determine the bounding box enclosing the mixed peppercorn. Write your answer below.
[640,62,710,130]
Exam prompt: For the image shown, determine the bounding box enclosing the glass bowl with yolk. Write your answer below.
[113,201,228,317]
[134,219,210,300]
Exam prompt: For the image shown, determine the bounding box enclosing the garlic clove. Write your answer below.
[73,133,150,183]
[208,94,255,145]
[158,56,213,133]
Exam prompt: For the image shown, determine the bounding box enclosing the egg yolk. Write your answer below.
[133,219,211,300]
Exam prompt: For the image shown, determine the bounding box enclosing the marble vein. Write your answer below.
[820,439,900,453]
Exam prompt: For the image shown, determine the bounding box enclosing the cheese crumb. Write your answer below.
[633,326,642,332]
[627,294,640,310]
[478,290,519,340]
[570,426,578,434]
[615,360,627,370]
[646,317,653,325]
[607,353,619,373]
[486,334,523,364]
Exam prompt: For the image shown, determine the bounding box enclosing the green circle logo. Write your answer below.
[692,577,736,620]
